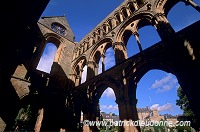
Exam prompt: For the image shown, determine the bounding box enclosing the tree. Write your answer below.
[13,104,35,131]
[176,86,200,130]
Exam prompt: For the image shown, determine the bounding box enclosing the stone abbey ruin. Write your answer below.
[1,0,200,131]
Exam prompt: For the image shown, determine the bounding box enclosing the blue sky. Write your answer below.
[37,0,200,116]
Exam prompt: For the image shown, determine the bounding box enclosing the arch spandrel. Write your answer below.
[44,33,65,48]
[154,0,180,15]
[71,55,87,75]
[125,57,175,85]
[88,38,113,62]
[115,12,154,43]
[89,76,121,103]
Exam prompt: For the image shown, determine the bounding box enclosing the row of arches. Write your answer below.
[79,53,187,131]
[95,70,182,118]
[72,0,200,61]
[72,0,140,60]
[70,0,199,86]
[33,0,200,77]
[35,0,200,81]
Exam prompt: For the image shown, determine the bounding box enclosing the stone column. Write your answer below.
[101,54,106,72]
[79,68,84,84]
[89,37,94,47]
[54,44,62,63]
[133,31,143,52]
[126,7,131,16]
[75,75,81,86]
[99,28,104,38]
[75,48,79,58]
[119,12,124,22]
[126,98,140,132]
[113,42,128,64]
[81,44,84,54]
[84,41,88,51]
[116,97,140,132]
[83,101,99,132]
[82,107,91,132]
[112,17,117,28]
[133,0,139,10]
[34,108,44,132]
[69,73,77,85]
[86,60,96,80]
[120,74,140,132]
[153,13,175,41]
[94,32,98,43]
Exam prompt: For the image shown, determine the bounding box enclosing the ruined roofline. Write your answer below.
[37,21,75,43]
[38,15,76,43]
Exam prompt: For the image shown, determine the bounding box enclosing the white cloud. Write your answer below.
[102,88,116,99]
[150,73,178,93]
[36,44,57,73]
[158,103,173,112]
[150,104,160,110]
[150,103,173,112]
[101,104,118,111]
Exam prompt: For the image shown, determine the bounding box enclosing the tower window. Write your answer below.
[51,22,67,36]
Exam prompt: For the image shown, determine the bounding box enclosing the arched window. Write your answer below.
[36,43,57,73]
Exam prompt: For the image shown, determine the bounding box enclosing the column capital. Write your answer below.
[76,75,81,79]
[115,97,138,105]
[87,60,96,65]
[153,13,167,23]
[80,69,84,72]
[89,36,95,39]
[124,97,138,105]
[154,12,165,17]
[69,73,77,78]
[128,98,138,105]
[133,0,138,4]
[113,42,125,48]
[101,54,106,58]
[133,31,139,36]
[115,97,124,105]
[87,60,99,68]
